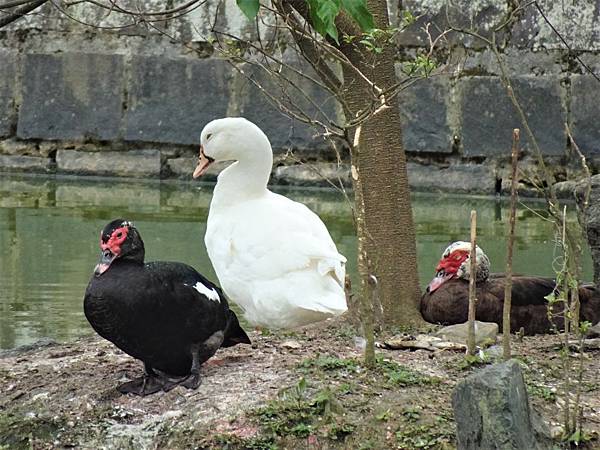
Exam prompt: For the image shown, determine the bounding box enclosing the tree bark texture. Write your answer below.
[339,0,422,326]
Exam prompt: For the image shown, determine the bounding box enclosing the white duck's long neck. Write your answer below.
[212,146,273,206]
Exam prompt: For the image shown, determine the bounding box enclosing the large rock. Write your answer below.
[577,174,600,285]
[452,360,552,450]
[434,320,498,347]
[460,76,566,157]
[56,149,161,178]
[124,57,231,145]
[17,53,124,141]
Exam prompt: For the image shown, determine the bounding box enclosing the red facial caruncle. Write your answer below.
[426,249,470,293]
[100,226,129,256]
[435,249,470,276]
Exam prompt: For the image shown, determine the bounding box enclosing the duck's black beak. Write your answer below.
[94,249,117,276]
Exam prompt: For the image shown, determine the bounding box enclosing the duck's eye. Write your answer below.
[455,255,461,260]
[116,232,122,238]
[206,133,213,141]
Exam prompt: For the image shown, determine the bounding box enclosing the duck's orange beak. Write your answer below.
[426,271,454,293]
[193,145,214,178]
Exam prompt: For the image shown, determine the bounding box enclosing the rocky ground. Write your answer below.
[1,318,600,450]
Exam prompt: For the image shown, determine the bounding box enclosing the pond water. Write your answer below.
[0,174,592,349]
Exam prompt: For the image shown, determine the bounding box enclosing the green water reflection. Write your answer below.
[0,174,592,349]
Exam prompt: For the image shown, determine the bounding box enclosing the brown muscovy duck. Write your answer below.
[84,219,251,396]
[420,241,600,335]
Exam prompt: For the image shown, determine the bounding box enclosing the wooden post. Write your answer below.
[503,129,520,360]
[467,210,477,356]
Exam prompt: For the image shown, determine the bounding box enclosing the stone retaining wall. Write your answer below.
[1,0,599,193]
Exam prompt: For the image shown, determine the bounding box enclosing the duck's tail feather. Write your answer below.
[222,309,252,347]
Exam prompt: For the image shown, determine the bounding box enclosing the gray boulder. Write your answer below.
[452,360,552,450]
[577,174,600,285]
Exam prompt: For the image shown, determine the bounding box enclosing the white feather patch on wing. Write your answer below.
[189,282,220,302]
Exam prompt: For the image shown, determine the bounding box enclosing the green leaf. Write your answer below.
[317,0,341,42]
[307,0,328,37]
[306,0,341,42]
[341,0,375,31]
[236,0,260,19]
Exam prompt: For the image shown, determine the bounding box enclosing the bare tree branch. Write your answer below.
[274,0,342,93]
[534,1,600,83]
[0,0,47,27]
[0,0,42,10]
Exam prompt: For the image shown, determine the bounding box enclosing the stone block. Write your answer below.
[166,156,197,179]
[65,0,166,31]
[452,360,552,450]
[0,155,52,172]
[56,149,160,178]
[4,2,65,32]
[0,50,17,137]
[124,57,231,145]
[460,76,566,157]
[0,139,33,156]
[511,0,600,51]
[17,53,124,141]
[176,0,276,42]
[398,0,508,48]
[407,163,496,194]
[235,63,339,152]
[167,155,228,181]
[398,76,452,153]
[571,75,600,156]
[462,48,563,77]
[551,180,577,199]
[434,321,498,346]
[272,163,351,187]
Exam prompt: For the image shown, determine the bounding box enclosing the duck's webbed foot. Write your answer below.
[163,331,224,392]
[117,362,164,396]
[160,370,202,392]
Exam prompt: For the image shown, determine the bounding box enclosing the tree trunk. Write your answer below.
[340,0,422,326]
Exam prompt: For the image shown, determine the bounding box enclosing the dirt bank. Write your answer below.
[1,319,599,449]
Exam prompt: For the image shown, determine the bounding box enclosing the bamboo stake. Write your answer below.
[467,210,477,356]
[503,129,520,360]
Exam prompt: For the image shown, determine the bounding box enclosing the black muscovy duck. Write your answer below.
[84,219,251,396]
[420,241,600,335]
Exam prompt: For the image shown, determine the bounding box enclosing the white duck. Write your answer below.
[193,117,347,329]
